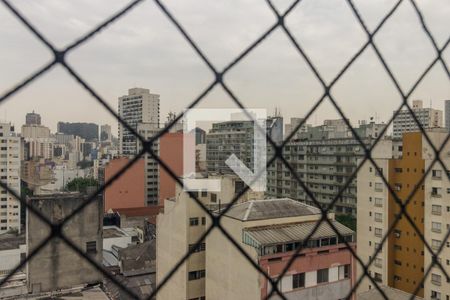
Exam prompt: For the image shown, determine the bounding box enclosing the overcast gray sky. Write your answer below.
[0,0,449,134]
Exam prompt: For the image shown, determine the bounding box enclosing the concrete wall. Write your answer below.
[104,157,145,211]
[205,215,261,300]
[27,194,103,294]
[156,196,189,300]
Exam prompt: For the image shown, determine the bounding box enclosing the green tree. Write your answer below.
[336,214,356,232]
[66,177,98,193]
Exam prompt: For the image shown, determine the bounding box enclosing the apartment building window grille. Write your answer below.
[374,213,382,223]
[431,274,442,286]
[432,205,442,216]
[188,243,206,253]
[432,240,442,251]
[188,270,206,281]
[432,222,442,233]
[374,228,382,238]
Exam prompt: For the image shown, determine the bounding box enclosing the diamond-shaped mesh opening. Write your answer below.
[0,0,449,299]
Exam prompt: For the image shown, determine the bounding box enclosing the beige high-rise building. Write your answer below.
[118,88,160,155]
[393,100,443,139]
[0,123,21,234]
[156,175,263,300]
[357,129,450,299]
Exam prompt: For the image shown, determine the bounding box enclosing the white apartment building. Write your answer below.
[137,122,160,206]
[0,123,21,234]
[118,88,160,155]
[156,175,263,300]
[357,129,450,299]
[393,100,443,139]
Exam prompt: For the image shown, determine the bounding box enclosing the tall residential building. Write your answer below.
[118,88,160,155]
[267,120,395,215]
[156,175,264,300]
[25,111,41,125]
[207,199,356,300]
[137,122,160,206]
[100,124,112,143]
[206,116,283,174]
[445,100,450,131]
[0,123,21,234]
[393,100,443,139]
[57,122,99,142]
[356,129,450,299]
[27,192,103,294]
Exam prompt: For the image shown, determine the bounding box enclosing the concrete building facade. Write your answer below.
[118,88,160,155]
[392,100,443,139]
[0,123,21,234]
[206,116,283,175]
[156,175,263,300]
[356,130,450,299]
[27,193,103,294]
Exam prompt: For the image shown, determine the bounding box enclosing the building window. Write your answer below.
[374,228,382,237]
[432,170,442,179]
[201,190,208,197]
[189,218,199,226]
[374,272,382,282]
[431,273,441,286]
[432,239,442,251]
[86,241,97,254]
[432,222,442,233]
[431,290,441,300]
[188,243,206,253]
[211,193,217,203]
[374,198,383,207]
[374,213,382,222]
[432,205,442,216]
[374,183,383,192]
[374,257,382,268]
[188,270,205,281]
[201,217,206,225]
[317,268,328,284]
[432,187,442,197]
[292,272,305,289]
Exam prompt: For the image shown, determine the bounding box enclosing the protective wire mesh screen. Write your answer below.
[0,0,449,299]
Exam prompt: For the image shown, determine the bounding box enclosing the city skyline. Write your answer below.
[1,0,449,134]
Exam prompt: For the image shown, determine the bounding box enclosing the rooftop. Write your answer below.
[219,198,321,221]
[358,286,423,300]
[113,206,162,218]
[119,240,156,276]
[103,226,129,239]
[244,220,354,246]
